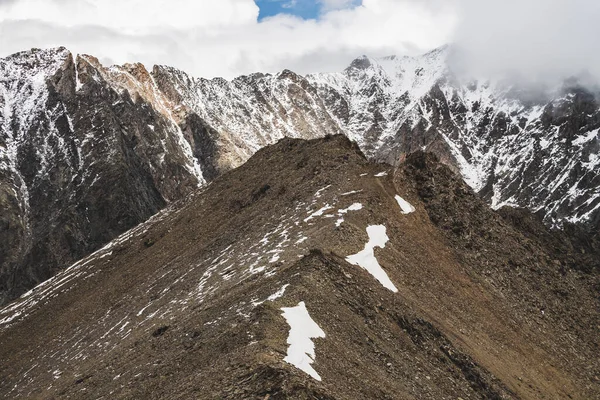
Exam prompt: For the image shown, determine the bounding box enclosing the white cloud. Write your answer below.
[452,0,600,84]
[0,0,457,78]
[3,0,597,84]
[0,0,258,32]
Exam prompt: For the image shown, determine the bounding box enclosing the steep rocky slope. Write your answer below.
[1,45,599,304]
[308,48,600,228]
[0,136,598,399]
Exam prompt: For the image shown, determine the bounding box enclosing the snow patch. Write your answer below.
[573,128,599,146]
[346,225,398,292]
[252,284,290,307]
[335,203,363,227]
[281,301,326,381]
[304,204,333,223]
[395,195,415,214]
[268,284,289,302]
[296,236,308,244]
[314,185,331,198]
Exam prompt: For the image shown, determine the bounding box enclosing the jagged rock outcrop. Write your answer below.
[0,136,598,399]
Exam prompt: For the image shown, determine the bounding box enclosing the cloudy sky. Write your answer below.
[0,0,599,82]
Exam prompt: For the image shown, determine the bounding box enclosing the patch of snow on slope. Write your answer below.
[296,236,308,244]
[573,128,599,146]
[335,203,363,227]
[346,225,398,292]
[252,284,290,307]
[304,204,333,223]
[440,133,485,192]
[268,284,290,301]
[314,185,332,198]
[395,195,415,214]
[281,301,326,381]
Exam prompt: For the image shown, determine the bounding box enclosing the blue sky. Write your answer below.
[255,0,362,21]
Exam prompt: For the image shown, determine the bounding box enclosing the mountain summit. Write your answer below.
[0,135,598,399]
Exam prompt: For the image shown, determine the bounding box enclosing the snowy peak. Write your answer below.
[345,54,375,73]
[339,45,451,98]
[376,45,450,97]
[308,46,600,228]
[0,47,71,80]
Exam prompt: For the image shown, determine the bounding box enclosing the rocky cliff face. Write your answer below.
[0,48,207,304]
[307,48,600,229]
[0,136,598,399]
[1,46,599,304]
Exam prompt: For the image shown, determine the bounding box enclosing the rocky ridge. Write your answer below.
[0,136,598,399]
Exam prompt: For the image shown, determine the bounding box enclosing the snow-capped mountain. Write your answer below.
[307,47,600,228]
[0,136,598,398]
[154,45,600,228]
[1,46,599,303]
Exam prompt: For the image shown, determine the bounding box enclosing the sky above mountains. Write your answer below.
[0,0,599,83]
[0,0,456,78]
[255,0,362,20]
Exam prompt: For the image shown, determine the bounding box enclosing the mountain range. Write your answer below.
[1,45,599,306]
